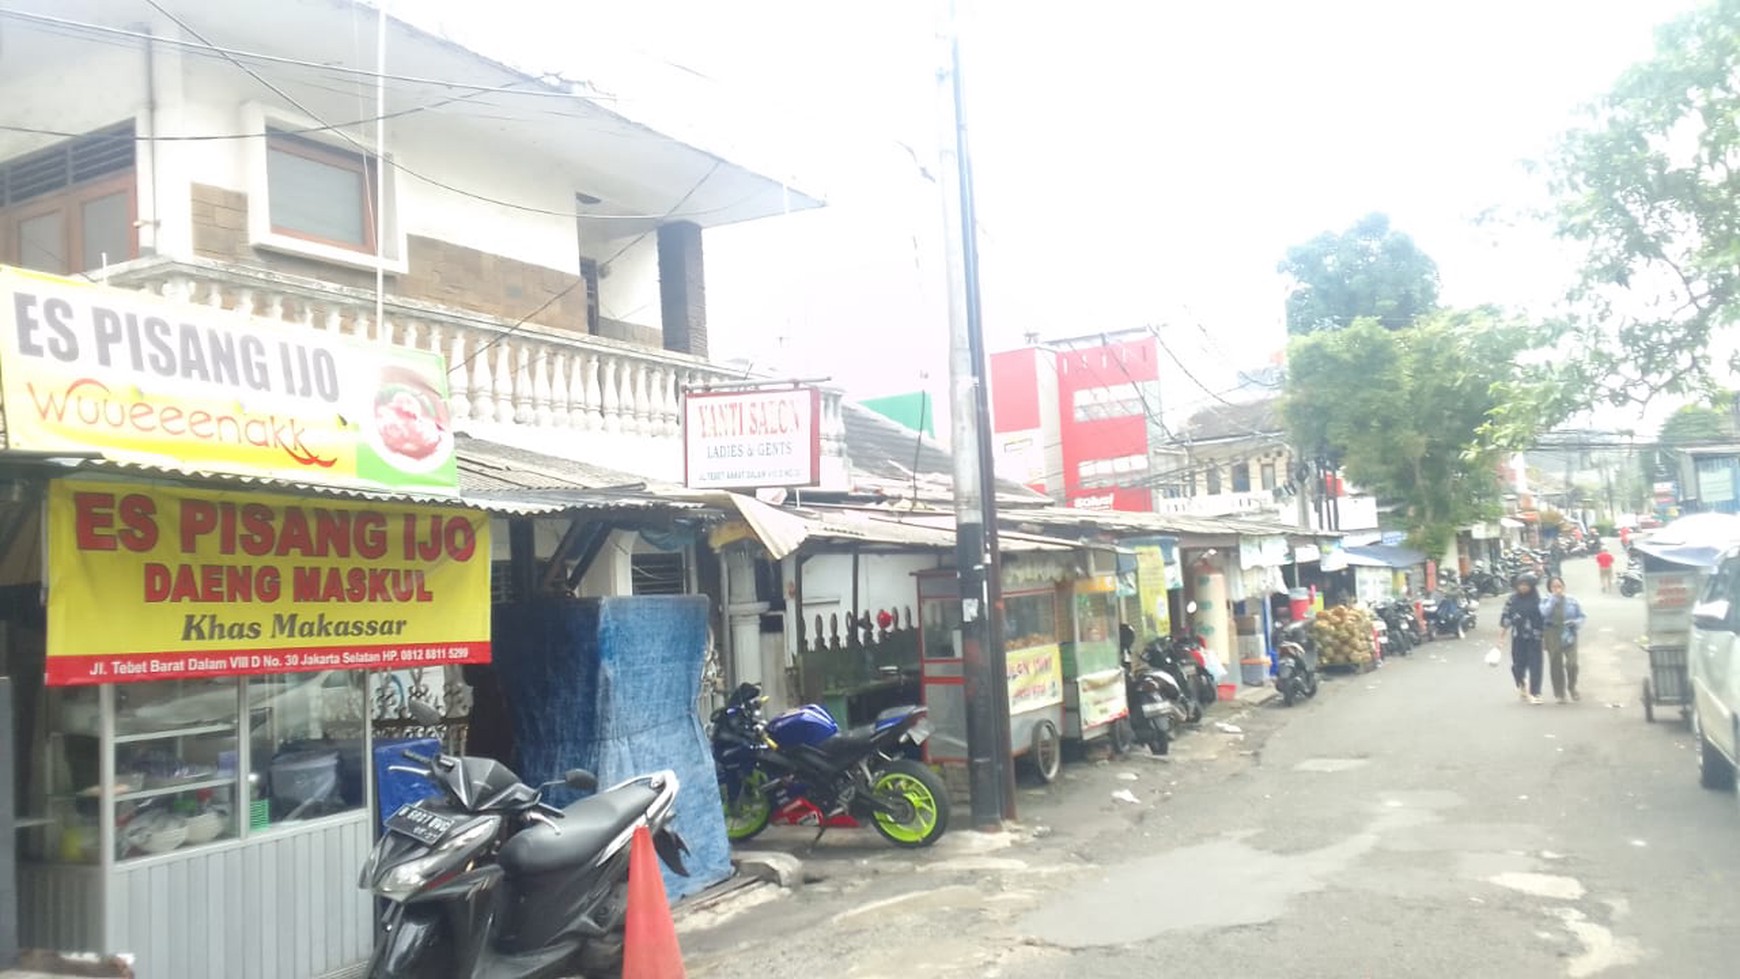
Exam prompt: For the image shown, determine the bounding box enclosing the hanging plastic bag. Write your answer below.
[1484,646,1503,668]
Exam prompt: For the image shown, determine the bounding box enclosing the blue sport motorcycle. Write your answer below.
[711,682,950,848]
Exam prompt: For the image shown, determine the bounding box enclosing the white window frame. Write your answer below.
[242,103,408,274]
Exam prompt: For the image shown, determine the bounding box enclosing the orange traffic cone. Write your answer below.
[621,825,686,979]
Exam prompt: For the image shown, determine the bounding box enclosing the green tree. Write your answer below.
[1285,310,1528,556]
[1659,400,1735,446]
[1503,0,1740,438]
[1278,213,1441,335]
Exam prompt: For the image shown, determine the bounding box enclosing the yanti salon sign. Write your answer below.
[683,386,821,489]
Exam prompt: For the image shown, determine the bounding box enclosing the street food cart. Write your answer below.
[917,555,1070,783]
[1633,514,1740,723]
[1060,563,1129,752]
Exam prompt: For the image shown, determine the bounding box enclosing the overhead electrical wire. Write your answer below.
[0,8,620,100]
[13,5,779,224]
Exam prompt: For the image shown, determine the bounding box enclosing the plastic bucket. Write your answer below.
[1217,682,1237,702]
[270,750,340,806]
[1239,659,1268,686]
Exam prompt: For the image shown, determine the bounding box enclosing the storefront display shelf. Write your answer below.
[112,722,237,744]
[114,776,236,803]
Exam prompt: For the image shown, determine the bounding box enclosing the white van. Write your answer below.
[1689,548,1740,794]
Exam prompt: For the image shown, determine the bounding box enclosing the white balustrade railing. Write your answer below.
[100,256,849,479]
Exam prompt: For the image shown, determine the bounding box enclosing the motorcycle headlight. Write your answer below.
[371,816,500,901]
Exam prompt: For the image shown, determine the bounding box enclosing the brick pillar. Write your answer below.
[658,221,707,358]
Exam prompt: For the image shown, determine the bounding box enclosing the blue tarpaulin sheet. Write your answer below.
[492,596,729,901]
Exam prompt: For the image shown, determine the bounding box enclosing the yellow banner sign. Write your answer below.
[1135,544,1171,639]
[0,266,458,495]
[46,480,490,686]
[1076,668,1128,730]
[1007,643,1064,714]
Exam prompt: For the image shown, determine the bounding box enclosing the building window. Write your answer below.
[631,552,687,595]
[266,130,377,253]
[1076,454,1150,486]
[1206,467,1222,495]
[1232,462,1252,493]
[0,122,137,275]
[1261,462,1278,491]
[1072,381,1158,422]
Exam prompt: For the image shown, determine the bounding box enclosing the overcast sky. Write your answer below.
[405,0,1697,425]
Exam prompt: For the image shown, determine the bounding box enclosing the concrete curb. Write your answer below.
[731,850,805,889]
[1233,685,1279,708]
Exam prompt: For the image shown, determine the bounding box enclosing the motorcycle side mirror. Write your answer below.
[564,769,598,792]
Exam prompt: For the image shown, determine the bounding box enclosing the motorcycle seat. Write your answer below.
[817,731,879,761]
[498,783,659,878]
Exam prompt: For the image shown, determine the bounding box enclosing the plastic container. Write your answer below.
[270,750,340,806]
[1217,682,1237,702]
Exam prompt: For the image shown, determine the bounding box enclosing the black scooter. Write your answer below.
[360,730,689,979]
[1121,627,1189,755]
[1274,620,1319,706]
[1619,561,1644,597]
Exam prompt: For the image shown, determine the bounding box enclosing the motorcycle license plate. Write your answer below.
[907,720,932,745]
[386,805,457,846]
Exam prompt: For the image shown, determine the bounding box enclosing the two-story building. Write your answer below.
[0,0,840,486]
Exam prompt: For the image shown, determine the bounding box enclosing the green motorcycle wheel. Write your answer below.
[869,759,950,848]
[719,770,772,842]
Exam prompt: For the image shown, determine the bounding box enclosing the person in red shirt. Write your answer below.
[1595,547,1616,592]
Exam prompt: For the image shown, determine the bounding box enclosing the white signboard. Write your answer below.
[683,387,821,489]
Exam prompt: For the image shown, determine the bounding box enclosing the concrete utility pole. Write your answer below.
[936,0,1014,828]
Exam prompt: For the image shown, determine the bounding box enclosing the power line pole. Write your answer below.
[936,0,1013,828]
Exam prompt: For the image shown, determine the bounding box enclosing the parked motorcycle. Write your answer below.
[1619,561,1644,597]
[1149,633,1216,718]
[1373,601,1416,656]
[712,682,949,848]
[1121,643,1188,755]
[1274,620,1319,706]
[359,743,688,979]
[1423,589,1478,639]
[1468,565,1508,597]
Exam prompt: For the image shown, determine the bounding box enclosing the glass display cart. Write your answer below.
[917,566,1069,784]
[1061,572,1129,750]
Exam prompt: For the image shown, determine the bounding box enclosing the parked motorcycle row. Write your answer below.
[1122,621,1223,755]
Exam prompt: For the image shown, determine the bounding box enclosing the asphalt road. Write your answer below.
[682,558,1740,979]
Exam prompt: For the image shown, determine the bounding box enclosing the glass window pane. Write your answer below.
[1005,592,1058,650]
[17,210,65,273]
[80,191,130,272]
[248,671,368,827]
[110,678,242,861]
[268,144,368,247]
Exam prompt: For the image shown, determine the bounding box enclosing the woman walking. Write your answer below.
[1500,573,1547,704]
[1542,576,1587,703]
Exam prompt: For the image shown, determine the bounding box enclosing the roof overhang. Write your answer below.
[0,0,822,233]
